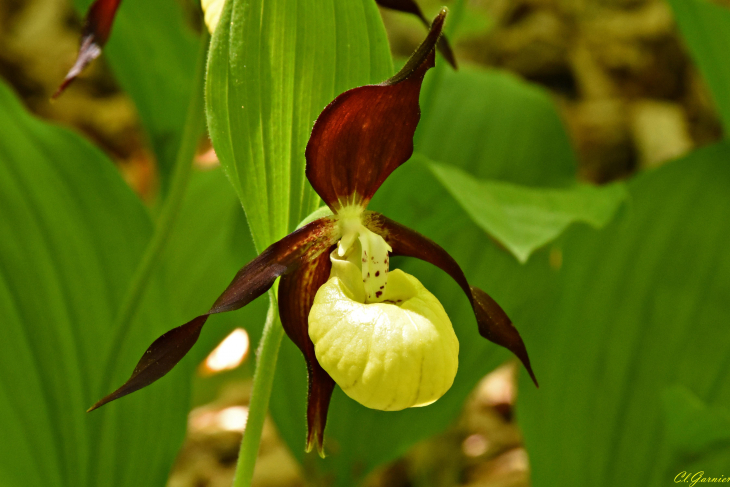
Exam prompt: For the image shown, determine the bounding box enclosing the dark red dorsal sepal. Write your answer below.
[305,10,447,212]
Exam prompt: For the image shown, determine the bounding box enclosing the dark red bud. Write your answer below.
[54,0,122,98]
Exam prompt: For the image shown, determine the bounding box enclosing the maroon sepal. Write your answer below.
[87,315,207,412]
[87,217,338,412]
[53,0,122,98]
[375,0,457,69]
[278,246,336,457]
[305,10,445,212]
[365,212,538,387]
[210,217,337,314]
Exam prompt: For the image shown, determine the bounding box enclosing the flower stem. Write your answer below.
[232,289,285,487]
[107,30,210,369]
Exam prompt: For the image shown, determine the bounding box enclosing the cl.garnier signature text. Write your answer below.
[676,471,730,485]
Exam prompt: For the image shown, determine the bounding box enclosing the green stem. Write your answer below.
[107,30,210,370]
[232,289,285,487]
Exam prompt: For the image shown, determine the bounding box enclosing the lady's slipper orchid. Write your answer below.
[88,10,537,456]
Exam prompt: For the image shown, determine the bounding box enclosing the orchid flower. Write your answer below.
[54,0,454,98]
[87,10,536,455]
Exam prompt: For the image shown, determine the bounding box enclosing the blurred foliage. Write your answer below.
[0,78,189,487]
[668,0,730,137]
[417,67,577,186]
[520,142,730,486]
[71,0,198,196]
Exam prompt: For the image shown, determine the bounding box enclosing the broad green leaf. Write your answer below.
[668,0,730,137]
[662,385,730,458]
[0,81,189,486]
[417,66,578,186]
[206,0,393,251]
[426,158,627,263]
[72,0,198,193]
[518,142,730,486]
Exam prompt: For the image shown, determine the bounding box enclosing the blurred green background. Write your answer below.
[1,0,729,486]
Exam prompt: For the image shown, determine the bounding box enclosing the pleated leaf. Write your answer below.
[160,168,268,363]
[519,142,730,486]
[0,80,189,487]
[205,0,393,251]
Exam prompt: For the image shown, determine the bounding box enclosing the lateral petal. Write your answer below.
[278,246,336,457]
[210,216,337,314]
[87,315,207,412]
[365,212,538,387]
[87,217,338,412]
[54,0,122,98]
[375,0,457,68]
[304,10,445,211]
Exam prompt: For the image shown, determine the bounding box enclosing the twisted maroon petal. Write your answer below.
[278,246,336,457]
[305,10,446,211]
[209,217,337,314]
[364,212,538,387]
[87,315,208,412]
[375,0,457,68]
[54,0,122,98]
[87,217,338,412]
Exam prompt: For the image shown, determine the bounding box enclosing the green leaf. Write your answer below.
[205,0,393,251]
[426,158,627,263]
[72,0,198,193]
[662,385,730,458]
[417,66,578,186]
[518,142,730,486]
[0,80,189,486]
[667,0,730,137]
